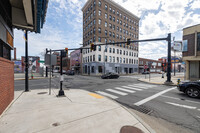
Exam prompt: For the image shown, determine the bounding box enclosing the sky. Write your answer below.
[13,0,200,60]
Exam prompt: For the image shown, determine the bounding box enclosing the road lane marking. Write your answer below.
[95,91,118,99]
[197,109,200,111]
[122,86,142,91]
[134,87,176,106]
[114,87,136,93]
[197,116,200,119]
[107,89,127,96]
[166,102,197,109]
[134,84,155,87]
[89,93,104,99]
[128,85,148,89]
[161,95,200,105]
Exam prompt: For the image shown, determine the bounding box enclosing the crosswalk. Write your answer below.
[95,83,158,99]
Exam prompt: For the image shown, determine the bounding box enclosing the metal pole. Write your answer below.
[46,48,48,77]
[166,33,172,82]
[58,50,65,96]
[49,49,51,95]
[25,30,29,92]
[104,45,106,74]
[174,50,176,76]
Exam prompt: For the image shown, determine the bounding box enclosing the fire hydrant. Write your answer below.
[177,79,180,85]
[31,74,33,79]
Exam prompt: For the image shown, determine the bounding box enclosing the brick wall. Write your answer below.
[183,33,195,57]
[0,57,14,116]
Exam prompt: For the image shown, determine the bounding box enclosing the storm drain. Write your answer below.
[131,105,152,115]
[120,126,143,133]
[52,122,60,127]
[37,92,47,95]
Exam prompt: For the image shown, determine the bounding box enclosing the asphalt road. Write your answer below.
[14,74,200,133]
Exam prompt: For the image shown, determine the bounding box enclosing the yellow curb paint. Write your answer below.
[89,93,104,99]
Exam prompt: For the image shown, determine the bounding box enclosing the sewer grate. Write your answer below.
[131,105,152,115]
[52,122,60,127]
[37,92,47,95]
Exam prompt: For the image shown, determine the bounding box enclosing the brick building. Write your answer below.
[0,0,48,116]
[82,0,140,75]
[70,49,81,74]
[183,24,200,80]
[139,58,162,73]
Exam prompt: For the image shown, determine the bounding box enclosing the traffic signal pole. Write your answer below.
[166,33,172,83]
[58,50,65,96]
[25,30,29,92]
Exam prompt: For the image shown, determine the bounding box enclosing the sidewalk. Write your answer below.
[14,73,47,80]
[0,88,155,133]
[138,73,184,86]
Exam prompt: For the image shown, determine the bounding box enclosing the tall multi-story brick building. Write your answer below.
[82,0,140,75]
[183,24,200,80]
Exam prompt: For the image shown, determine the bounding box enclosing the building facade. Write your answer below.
[183,24,200,80]
[82,0,139,75]
[139,58,162,73]
[0,0,48,116]
[70,49,81,74]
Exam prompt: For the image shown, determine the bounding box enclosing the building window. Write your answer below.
[109,23,112,29]
[117,57,119,63]
[105,4,108,10]
[120,50,122,55]
[94,10,96,16]
[99,19,101,25]
[113,9,115,14]
[98,37,101,42]
[109,7,112,12]
[120,20,122,25]
[113,25,115,30]
[123,50,125,55]
[91,66,95,73]
[117,11,119,16]
[98,28,101,33]
[109,15,112,21]
[120,57,122,63]
[105,38,107,43]
[198,33,200,51]
[113,48,115,53]
[109,56,112,62]
[123,58,125,63]
[98,45,101,51]
[105,46,107,52]
[99,10,101,16]
[98,66,102,73]
[93,19,96,24]
[105,21,107,27]
[93,28,95,33]
[105,56,107,62]
[113,57,115,62]
[105,13,107,19]
[98,55,101,61]
[117,49,119,54]
[90,55,92,62]
[93,55,95,61]
[98,1,101,6]
[113,33,115,38]
[113,17,115,22]
[109,48,112,53]
[109,31,112,37]
[105,30,107,36]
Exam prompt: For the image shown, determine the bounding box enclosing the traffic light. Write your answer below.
[90,43,96,51]
[65,48,68,55]
[127,38,131,45]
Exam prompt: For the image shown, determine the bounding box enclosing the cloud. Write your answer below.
[13,0,200,61]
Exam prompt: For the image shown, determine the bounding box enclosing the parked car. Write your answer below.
[177,80,200,98]
[53,69,59,73]
[142,71,150,74]
[101,72,119,79]
[66,70,75,75]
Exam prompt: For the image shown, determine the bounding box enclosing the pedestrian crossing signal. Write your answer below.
[65,48,68,55]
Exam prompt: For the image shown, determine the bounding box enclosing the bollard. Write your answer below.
[31,74,33,79]
[177,79,180,85]
[162,73,164,78]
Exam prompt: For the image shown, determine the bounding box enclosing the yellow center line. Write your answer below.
[89,93,104,99]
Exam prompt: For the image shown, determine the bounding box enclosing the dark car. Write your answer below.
[142,71,150,74]
[101,72,119,79]
[177,80,200,98]
[66,70,75,75]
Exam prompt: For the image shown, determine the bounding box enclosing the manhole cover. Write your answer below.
[37,92,47,95]
[120,126,144,133]
[131,105,152,114]
[52,122,60,127]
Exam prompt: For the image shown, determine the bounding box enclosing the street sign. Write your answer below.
[174,42,182,51]
[45,54,57,66]
[38,60,45,63]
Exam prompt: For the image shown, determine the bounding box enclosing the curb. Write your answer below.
[137,79,177,86]
[14,77,49,81]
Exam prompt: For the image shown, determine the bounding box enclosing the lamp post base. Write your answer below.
[57,90,65,97]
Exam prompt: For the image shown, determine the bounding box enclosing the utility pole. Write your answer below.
[166,33,172,83]
[25,30,29,92]
[46,48,48,77]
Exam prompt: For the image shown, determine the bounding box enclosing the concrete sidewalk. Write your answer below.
[0,89,154,133]
[138,73,184,86]
[14,73,46,80]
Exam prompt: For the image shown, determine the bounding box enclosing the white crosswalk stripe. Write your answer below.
[95,91,118,99]
[114,87,136,93]
[107,89,127,95]
[122,86,142,91]
[128,85,149,89]
[134,83,157,88]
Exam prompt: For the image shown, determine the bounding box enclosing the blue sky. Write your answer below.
[13,0,200,60]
